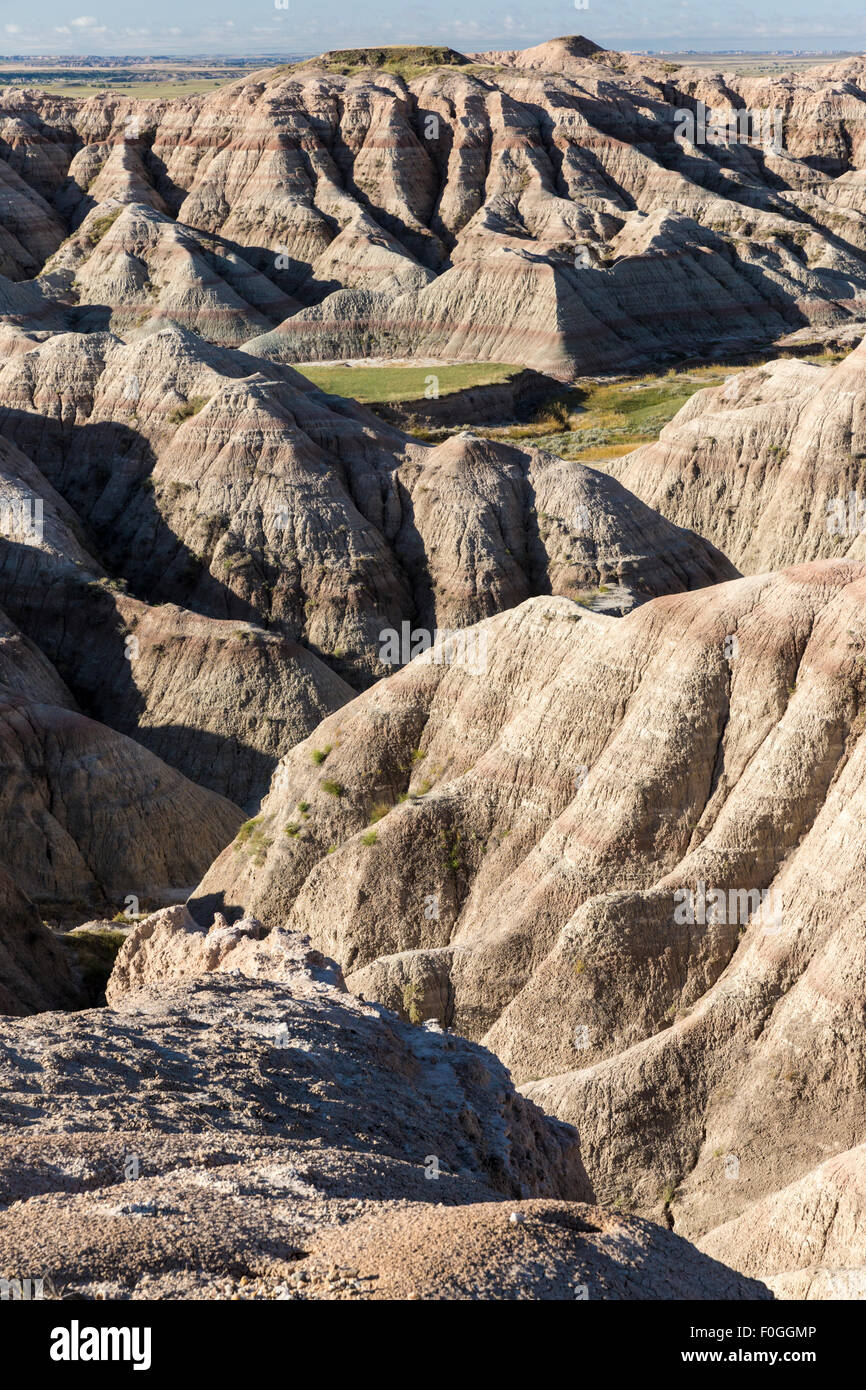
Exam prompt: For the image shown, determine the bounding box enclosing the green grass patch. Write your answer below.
[168,395,209,425]
[443,365,751,461]
[234,817,272,865]
[295,361,523,405]
[402,981,424,1024]
[85,207,123,247]
[432,352,845,462]
[300,46,469,82]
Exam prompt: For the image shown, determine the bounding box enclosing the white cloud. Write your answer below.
[4,23,21,33]
[70,16,98,27]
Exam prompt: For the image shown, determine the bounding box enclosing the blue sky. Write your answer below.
[0,2,864,56]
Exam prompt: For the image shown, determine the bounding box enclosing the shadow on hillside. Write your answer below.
[0,547,280,809]
[0,408,264,620]
[0,409,288,801]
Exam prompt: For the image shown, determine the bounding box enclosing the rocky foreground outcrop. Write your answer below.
[609,333,866,573]
[1,37,866,372]
[0,916,771,1299]
[187,559,866,1294]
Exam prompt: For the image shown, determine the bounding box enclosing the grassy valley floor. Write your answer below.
[296,351,846,463]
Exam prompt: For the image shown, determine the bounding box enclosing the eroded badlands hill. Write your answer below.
[188,559,866,1293]
[0,318,734,1006]
[0,325,733,702]
[0,427,353,807]
[0,596,242,912]
[0,590,245,1006]
[1,36,866,372]
[1,35,863,1303]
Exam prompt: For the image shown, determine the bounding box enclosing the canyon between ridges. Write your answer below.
[0,32,865,1303]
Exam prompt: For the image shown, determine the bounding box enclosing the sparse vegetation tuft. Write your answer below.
[235,817,272,865]
[168,395,209,425]
[84,207,122,246]
[402,981,424,1024]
